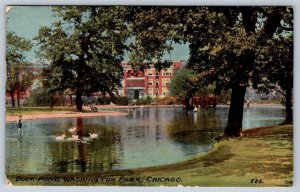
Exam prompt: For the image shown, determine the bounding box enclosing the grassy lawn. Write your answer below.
[6,125,293,187]
[6,106,80,116]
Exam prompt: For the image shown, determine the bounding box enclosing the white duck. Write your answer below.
[89,133,98,139]
[55,134,66,141]
[71,134,80,140]
[68,127,76,133]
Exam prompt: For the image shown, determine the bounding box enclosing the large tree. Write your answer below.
[128,6,293,136]
[6,31,33,107]
[35,6,129,111]
[256,34,293,124]
[169,67,197,110]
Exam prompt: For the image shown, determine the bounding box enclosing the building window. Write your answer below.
[148,79,153,86]
[147,71,153,76]
[162,78,170,86]
[163,69,172,76]
[148,88,153,95]
[155,80,159,86]
[162,87,168,96]
[155,72,159,76]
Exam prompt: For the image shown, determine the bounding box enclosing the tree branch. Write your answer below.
[278,24,293,31]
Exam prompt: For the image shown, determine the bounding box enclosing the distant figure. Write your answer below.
[194,106,198,112]
[89,104,98,112]
[17,114,23,135]
[246,100,250,107]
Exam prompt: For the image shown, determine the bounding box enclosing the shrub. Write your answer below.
[131,96,153,105]
[96,96,129,105]
[97,97,111,105]
[155,96,177,105]
[112,96,129,105]
[25,88,63,106]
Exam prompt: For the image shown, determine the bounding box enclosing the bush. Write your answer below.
[112,96,129,105]
[131,96,153,105]
[216,90,232,104]
[96,96,129,106]
[24,88,64,106]
[97,97,111,105]
[155,96,177,105]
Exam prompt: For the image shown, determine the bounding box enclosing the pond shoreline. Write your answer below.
[5,103,284,122]
[5,110,129,122]
[6,124,293,187]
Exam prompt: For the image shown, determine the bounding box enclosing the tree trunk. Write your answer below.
[17,90,20,107]
[223,8,257,137]
[224,8,283,136]
[184,96,190,112]
[285,87,293,124]
[50,94,54,109]
[70,94,73,106]
[75,54,85,111]
[9,91,15,107]
[184,96,193,112]
[76,90,83,111]
[224,48,256,136]
[225,84,246,136]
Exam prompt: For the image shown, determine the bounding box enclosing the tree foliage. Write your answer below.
[169,68,196,99]
[35,6,130,111]
[128,6,293,136]
[256,34,293,123]
[6,31,33,107]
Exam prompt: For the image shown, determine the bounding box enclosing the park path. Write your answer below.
[5,110,128,122]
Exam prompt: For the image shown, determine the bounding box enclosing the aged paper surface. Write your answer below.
[4,4,295,191]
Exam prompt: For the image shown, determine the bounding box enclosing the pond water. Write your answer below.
[6,105,285,174]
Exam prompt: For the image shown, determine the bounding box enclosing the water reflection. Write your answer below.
[6,106,285,174]
[32,117,122,174]
[167,110,224,146]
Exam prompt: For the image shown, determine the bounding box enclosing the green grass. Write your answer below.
[5,106,77,116]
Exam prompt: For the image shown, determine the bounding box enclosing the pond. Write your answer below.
[6,105,285,174]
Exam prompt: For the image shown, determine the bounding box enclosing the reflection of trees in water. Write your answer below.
[155,125,160,141]
[128,107,176,126]
[48,117,122,173]
[167,110,224,145]
[85,130,121,171]
[6,137,32,174]
[242,107,285,129]
[6,122,52,174]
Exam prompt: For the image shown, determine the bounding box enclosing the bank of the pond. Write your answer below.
[6,103,283,122]
[5,111,128,122]
[5,108,129,122]
[6,124,293,187]
[5,105,182,122]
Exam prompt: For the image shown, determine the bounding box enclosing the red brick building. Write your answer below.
[122,61,184,99]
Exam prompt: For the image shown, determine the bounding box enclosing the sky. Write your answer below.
[6,6,190,63]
